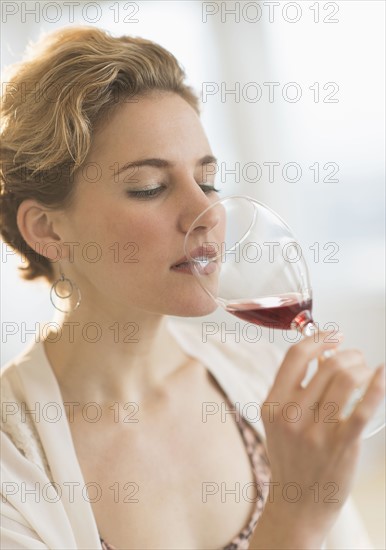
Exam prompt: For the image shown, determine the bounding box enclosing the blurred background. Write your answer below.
[1,1,384,546]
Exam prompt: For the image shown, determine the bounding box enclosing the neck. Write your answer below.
[43,305,190,407]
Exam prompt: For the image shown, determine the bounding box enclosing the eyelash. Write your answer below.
[128,184,221,199]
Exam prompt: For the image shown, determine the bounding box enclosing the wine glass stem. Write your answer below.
[300,321,319,337]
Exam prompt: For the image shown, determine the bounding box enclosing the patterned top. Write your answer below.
[99,400,271,550]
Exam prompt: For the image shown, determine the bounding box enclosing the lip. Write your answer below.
[170,260,217,276]
[170,263,195,275]
[171,244,218,268]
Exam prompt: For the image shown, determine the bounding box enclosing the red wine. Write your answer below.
[225,294,313,330]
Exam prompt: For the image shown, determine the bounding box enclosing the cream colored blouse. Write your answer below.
[0,317,373,549]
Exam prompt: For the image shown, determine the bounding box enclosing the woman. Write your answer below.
[1,26,384,549]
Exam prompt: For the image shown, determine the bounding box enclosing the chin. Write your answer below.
[164,294,219,318]
[179,303,219,318]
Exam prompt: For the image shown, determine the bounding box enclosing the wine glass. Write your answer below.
[183,194,385,439]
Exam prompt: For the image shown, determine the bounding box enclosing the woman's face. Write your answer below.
[58,92,221,317]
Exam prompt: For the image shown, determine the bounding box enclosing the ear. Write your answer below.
[16,199,66,261]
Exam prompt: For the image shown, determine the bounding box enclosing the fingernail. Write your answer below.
[322,331,343,344]
[322,349,336,359]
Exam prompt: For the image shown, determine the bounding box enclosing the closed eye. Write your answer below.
[127,187,165,198]
[127,184,220,199]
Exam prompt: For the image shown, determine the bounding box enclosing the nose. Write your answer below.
[178,186,221,235]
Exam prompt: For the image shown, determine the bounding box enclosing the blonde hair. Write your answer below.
[0,26,199,283]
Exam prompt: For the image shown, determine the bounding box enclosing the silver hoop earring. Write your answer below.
[50,268,81,313]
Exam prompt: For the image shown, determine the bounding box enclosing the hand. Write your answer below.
[258,332,385,546]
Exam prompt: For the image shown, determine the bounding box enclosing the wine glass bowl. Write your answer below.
[184,195,314,333]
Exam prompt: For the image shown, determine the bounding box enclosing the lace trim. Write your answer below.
[1,377,54,483]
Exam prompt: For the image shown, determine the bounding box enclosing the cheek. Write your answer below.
[63,195,174,281]
[95,208,172,275]
[107,211,164,254]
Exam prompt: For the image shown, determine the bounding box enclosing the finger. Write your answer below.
[319,348,337,363]
[271,331,344,395]
[320,351,371,413]
[303,349,370,406]
[339,364,386,442]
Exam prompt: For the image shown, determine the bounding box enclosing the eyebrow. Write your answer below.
[116,155,218,176]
